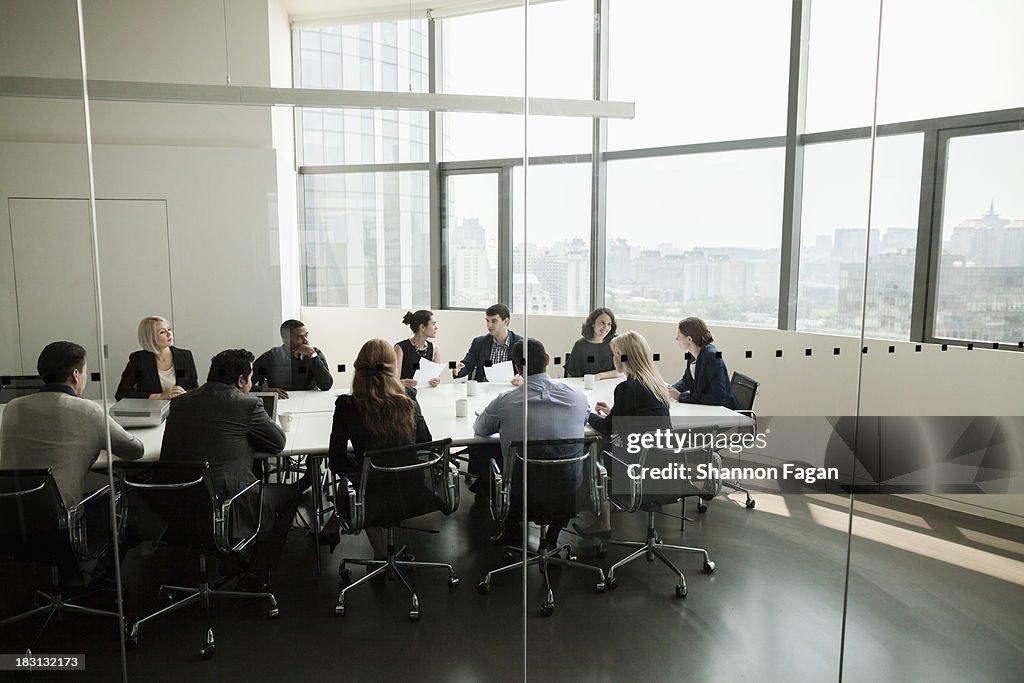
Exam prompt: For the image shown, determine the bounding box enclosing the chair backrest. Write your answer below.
[0,468,74,564]
[350,438,457,531]
[0,375,46,404]
[115,461,225,554]
[498,437,603,524]
[730,372,759,412]
[636,442,720,510]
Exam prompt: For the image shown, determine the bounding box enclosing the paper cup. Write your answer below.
[583,374,596,389]
[466,380,479,396]
[455,398,469,417]
[279,413,294,432]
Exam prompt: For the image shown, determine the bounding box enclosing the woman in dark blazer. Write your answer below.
[327,338,432,559]
[576,331,672,537]
[669,317,738,409]
[114,316,198,400]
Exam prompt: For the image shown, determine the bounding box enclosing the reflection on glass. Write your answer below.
[606,149,784,326]
[512,164,591,316]
[445,172,500,309]
[935,129,1024,344]
[797,134,923,339]
[302,171,430,308]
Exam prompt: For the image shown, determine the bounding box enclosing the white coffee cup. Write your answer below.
[583,374,596,390]
[455,398,468,417]
[279,413,294,432]
[466,380,479,396]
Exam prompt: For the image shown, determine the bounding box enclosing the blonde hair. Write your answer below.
[351,339,417,445]
[611,331,670,407]
[138,316,169,354]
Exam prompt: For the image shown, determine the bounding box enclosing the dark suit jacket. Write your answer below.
[115,347,199,400]
[455,330,524,381]
[160,382,286,539]
[254,344,333,391]
[588,376,671,437]
[327,387,431,476]
[671,344,739,409]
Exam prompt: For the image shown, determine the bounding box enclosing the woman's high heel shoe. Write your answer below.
[319,514,342,553]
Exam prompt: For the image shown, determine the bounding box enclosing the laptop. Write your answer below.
[252,392,279,421]
[109,399,171,428]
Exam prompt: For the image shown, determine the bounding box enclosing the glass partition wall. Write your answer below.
[0,0,128,679]
[4,0,1021,680]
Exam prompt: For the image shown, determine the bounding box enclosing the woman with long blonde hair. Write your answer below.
[327,339,432,557]
[576,331,671,538]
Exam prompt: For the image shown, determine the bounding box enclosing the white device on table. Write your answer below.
[252,392,279,420]
[109,399,170,428]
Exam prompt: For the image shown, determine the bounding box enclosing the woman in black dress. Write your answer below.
[394,309,442,388]
[575,331,671,537]
[114,315,198,400]
[327,339,432,558]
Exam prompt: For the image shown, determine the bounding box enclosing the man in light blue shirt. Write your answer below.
[473,337,590,549]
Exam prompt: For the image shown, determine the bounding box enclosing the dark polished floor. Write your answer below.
[3,483,1023,682]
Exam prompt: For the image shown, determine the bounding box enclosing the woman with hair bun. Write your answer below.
[669,317,738,409]
[395,309,442,388]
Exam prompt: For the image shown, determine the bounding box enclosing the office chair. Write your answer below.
[115,461,278,659]
[335,438,460,621]
[596,443,718,596]
[476,437,608,617]
[0,469,124,654]
[696,371,759,512]
[0,375,45,404]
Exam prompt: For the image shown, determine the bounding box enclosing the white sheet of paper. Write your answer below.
[412,357,445,387]
[483,360,515,384]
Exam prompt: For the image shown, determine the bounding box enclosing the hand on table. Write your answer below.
[510,375,524,387]
[428,377,441,387]
[151,386,185,400]
[594,401,611,416]
[262,386,290,399]
[402,378,418,388]
[668,387,681,401]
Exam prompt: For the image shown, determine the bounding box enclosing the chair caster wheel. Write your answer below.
[476,582,490,595]
[567,553,578,562]
[697,501,708,513]
[746,499,756,509]
[127,635,139,649]
[334,604,345,616]
[606,576,619,589]
[448,575,460,587]
[338,568,352,585]
[268,607,280,619]
[201,644,216,659]
[675,584,687,598]
[595,545,608,558]
[595,582,606,593]
[646,552,655,563]
[539,602,554,617]
[703,560,716,574]
[408,609,421,621]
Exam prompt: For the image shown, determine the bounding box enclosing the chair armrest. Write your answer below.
[216,479,263,554]
[589,460,608,516]
[488,457,508,523]
[69,482,123,561]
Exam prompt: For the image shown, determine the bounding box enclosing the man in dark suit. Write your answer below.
[161,348,298,589]
[254,319,333,397]
[453,303,524,383]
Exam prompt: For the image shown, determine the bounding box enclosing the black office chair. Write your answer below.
[0,469,124,653]
[115,461,278,659]
[335,438,460,621]
[476,437,608,617]
[696,371,759,512]
[0,375,45,404]
[596,443,718,596]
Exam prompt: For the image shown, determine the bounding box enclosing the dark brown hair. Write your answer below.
[678,317,714,348]
[581,307,617,342]
[485,303,510,321]
[351,339,416,445]
[402,309,434,333]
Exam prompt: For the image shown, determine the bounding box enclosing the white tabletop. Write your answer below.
[3,378,751,465]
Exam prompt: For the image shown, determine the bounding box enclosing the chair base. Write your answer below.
[336,530,459,621]
[476,534,607,617]
[598,511,715,596]
[0,587,122,655]
[128,555,277,659]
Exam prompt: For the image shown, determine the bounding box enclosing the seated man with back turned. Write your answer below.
[160,349,299,590]
[254,319,333,396]
[1,341,145,581]
[473,338,590,551]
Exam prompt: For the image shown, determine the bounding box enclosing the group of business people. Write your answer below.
[0,304,739,590]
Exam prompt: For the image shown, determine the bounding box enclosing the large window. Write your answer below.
[302,171,429,308]
[934,128,1024,344]
[440,0,592,161]
[444,172,500,309]
[796,134,923,339]
[607,0,791,150]
[605,149,784,326]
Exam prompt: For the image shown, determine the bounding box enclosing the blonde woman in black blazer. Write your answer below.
[115,316,199,400]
